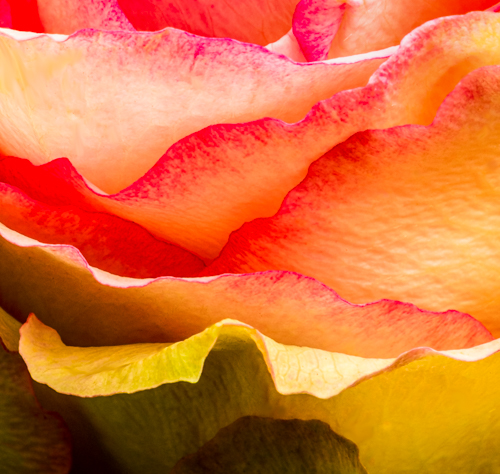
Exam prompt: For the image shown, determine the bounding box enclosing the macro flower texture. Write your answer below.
[1,0,500,472]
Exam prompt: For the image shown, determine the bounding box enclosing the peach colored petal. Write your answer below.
[265,29,307,63]
[0,223,492,357]
[37,0,134,34]
[208,66,500,336]
[0,182,205,278]
[0,27,386,194]
[326,0,496,59]
[1,13,499,261]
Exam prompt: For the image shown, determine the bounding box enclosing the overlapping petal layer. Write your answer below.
[0,27,386,194]
[18,314,500,473]
[0,2,498,474]
[0,311,71,474]
[0,182,205,278]
[2,13,500,260]
[34,0,498,62]
[0,223,492,355]
[208,65,500,334]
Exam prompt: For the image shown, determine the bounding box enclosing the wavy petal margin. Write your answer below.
[1,13,499,259]
[18,313,500,473]
[34,0,498,59]
[0,222,492,356]
[208,65,500,334]
[0,27,385,194]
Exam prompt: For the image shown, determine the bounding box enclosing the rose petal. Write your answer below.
[37,0,298,46]
[325,0,496,59]
[0,28,386,194]
[292,0,358,62]
[208,65,500,336]
[4,13,499,260]
[36,0,134,34]
[118,0,298,45]
[488,1,500,11]
[0,0,12,28]
[0,182,205,278]
[0,223,491,356]
[4,0,44,32]
[19,314,500,472]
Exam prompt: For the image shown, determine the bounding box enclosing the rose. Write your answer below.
[1,0,500,472]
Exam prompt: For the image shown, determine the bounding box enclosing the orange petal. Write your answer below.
[208,65,500,336]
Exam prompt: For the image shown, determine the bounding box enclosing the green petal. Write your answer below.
[19,315,500,473]
[0,343,71,473]
[171,416,367,474]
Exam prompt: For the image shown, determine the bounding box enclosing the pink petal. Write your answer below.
[0,223,492,357]
[0,28,386,194]
[0,182,205,278]
[0,0,12,28]
[207,65,500,336]
[292,0,359,62]
[1,13,498,262]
